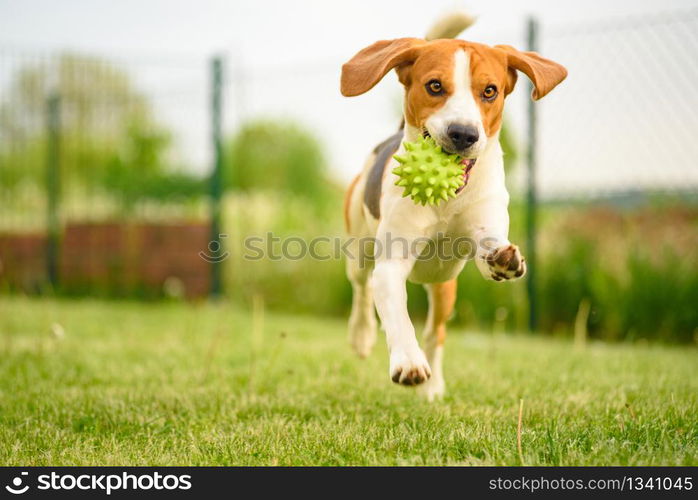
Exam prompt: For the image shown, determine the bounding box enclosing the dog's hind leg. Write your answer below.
[344,173,378,358]
[418,279,457,400]
[347,253,377,358]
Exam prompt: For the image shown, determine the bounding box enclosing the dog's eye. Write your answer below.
[482,85,498,101]
[426,80,444,96]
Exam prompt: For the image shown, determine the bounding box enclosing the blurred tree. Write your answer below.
[225,120,336,209]
[103,122,204,211]
[0,53,203,205]
[0,53,147,143]
[0,53,151,188]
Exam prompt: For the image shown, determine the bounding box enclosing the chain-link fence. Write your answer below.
[220,8,698,341]
[528,9,698,341]
[225,8,698,200]
[0,49,218,297]
[1,8,696,341]
[539,8,698,199]
[228,7,698,341]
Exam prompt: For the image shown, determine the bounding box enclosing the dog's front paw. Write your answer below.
[485,244,526,281]
[389,347,431,386]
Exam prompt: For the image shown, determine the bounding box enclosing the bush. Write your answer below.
[536,204,698,343]
[225,120,338,212]
[102,122,205,209]
[219,178,698,344]
[222,191,349,315]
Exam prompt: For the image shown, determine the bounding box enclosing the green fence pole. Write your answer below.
[209,56,224,298]
[46,93,61,290]
[525,17,539,333]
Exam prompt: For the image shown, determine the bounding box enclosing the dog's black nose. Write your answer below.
[447,124,479,150]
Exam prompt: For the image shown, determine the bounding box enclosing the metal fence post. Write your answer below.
[525,17,539,332]
[209,56,224,298]
[46,92,61,290]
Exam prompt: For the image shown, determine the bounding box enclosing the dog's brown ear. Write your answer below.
[341,38,425,97]
[495,45,567,100]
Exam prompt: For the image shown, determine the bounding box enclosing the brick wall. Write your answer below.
[0,222,211,298]
[0,233,47,292]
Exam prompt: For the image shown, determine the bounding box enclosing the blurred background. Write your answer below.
[1,0,697,343]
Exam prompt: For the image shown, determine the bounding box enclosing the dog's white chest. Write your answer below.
[407,229,470,284]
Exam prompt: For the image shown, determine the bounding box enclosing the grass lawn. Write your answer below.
[0,296,696,466]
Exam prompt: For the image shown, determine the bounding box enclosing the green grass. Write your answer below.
[0,297,696,466]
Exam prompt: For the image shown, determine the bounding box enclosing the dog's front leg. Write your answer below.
[372,251,431,386]
[468,196,526,281]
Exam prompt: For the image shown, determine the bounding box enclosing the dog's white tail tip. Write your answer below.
[425,11,477,41]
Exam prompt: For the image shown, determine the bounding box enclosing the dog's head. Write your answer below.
[341,39,566,159]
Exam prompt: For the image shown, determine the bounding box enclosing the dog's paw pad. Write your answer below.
[485,244,526,281]
[389,348,431,386]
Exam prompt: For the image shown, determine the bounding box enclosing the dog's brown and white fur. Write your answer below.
[341,16,567,400]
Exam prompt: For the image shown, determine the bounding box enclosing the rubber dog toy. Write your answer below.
[392,136,466,206]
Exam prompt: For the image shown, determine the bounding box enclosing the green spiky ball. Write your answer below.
[392,136,465,206]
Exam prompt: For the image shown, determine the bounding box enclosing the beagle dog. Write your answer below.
[340,16,567,400]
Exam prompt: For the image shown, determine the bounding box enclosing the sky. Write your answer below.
[1,0,698,197]
[1,0,694,58]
